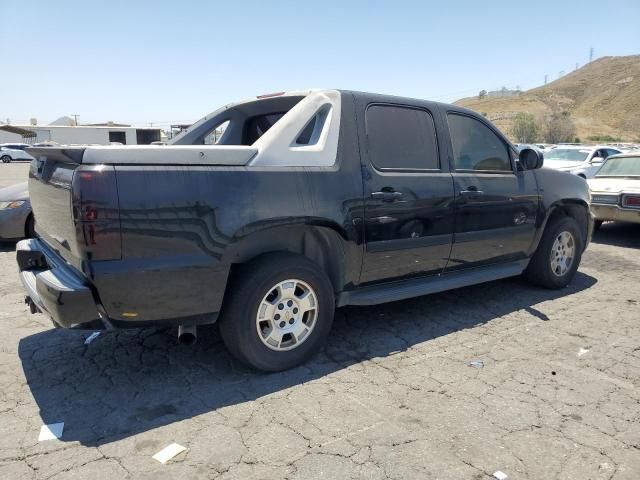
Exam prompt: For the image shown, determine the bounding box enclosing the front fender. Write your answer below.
[529,168,591,253]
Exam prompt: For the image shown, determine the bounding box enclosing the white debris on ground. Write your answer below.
[152,443,187,464]
[38,422,64,441]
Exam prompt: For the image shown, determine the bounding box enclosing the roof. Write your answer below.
[0,125,37,137]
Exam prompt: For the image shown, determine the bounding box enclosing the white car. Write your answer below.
[543,145,621,178]
[588,153,640,229]
[0,144,35,163]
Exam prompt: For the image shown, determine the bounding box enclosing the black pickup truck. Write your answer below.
[18,89,593,371]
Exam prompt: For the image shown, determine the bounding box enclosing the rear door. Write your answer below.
[358,101,455,284]
[443,111,539,271]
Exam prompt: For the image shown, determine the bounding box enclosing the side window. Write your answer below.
[447,113,512,171]
[365,104,439,170]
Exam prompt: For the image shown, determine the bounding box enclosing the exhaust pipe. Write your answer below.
[177,325,197,345]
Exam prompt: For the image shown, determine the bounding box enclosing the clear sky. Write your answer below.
[1,0,638,127]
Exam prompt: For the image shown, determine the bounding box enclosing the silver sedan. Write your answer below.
[0,182,34,241]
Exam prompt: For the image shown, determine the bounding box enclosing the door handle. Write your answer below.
[371,191,404,201]
[460,189,484,197]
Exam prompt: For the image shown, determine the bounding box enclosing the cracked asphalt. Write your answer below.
[1,162,639,479]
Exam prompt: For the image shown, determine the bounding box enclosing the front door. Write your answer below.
[443,112,539,270]
[358,102,455,284]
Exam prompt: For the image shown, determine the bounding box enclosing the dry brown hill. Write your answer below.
[455,55,640,142]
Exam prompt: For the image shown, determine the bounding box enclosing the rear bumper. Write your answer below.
[591,204,640,224]
[16,238,104,328]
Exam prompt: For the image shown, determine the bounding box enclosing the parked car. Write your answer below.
[0,182,34,240]
[588,152,640,229]
[17,89,593,371]
[543,145,621,178]
[0,144,35,163]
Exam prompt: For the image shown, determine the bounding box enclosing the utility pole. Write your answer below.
[575,62,579,71]
[589,47,594,62]
[71,114,79,126]
[544,74,548,85]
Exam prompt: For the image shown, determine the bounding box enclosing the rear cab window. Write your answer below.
[174,95,306,146]
[447,113,513,172]
[365,104,439,170]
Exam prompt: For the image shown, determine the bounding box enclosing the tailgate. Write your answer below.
[27,147,121,272]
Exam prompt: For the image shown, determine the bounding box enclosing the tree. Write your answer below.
[478,90,487,100]
[543,110,576,144]
[511,112,539,143]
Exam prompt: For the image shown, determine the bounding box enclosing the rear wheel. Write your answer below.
[219,253,335,372]
[524,216,583,289]
[1,155,11,163]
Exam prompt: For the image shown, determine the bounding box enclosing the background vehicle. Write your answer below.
[0,182,34,240]
[588,153,640,229]
[543,145,621,178]
[0,144,35,163]
[18,89,592,371]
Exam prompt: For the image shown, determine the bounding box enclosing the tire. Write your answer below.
[524,216,583,289]
[1,155,11,163]
[219,253,335,372]
[593,220,603,231]
[25,214,35,238]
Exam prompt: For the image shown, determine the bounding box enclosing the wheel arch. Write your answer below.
[222,220,359,294]
[541,199,590,251]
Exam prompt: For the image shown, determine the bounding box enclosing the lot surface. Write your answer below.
[1,162,639,479]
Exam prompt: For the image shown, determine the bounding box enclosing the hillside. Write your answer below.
[455,55,640,142]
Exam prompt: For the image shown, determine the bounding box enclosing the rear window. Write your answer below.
[596,156,640,177]
[174,95,305,147]
[243,113,286,145]
[365,104,439,170]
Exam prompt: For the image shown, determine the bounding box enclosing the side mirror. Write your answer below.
[518,147,543,170]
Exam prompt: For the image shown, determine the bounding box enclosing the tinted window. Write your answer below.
[447,114,511,171]
[366,105,439,170]
[244,113,285,145]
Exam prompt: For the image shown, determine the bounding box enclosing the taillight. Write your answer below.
[71,165,121,260]
[622,194,640,209]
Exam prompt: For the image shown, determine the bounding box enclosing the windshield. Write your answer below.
[544,148,590,162]
[596,156,640,177]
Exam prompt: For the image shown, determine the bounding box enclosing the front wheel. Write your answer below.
[524,216,583,289]
[219,253,335,372]
[1,155,11,163]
